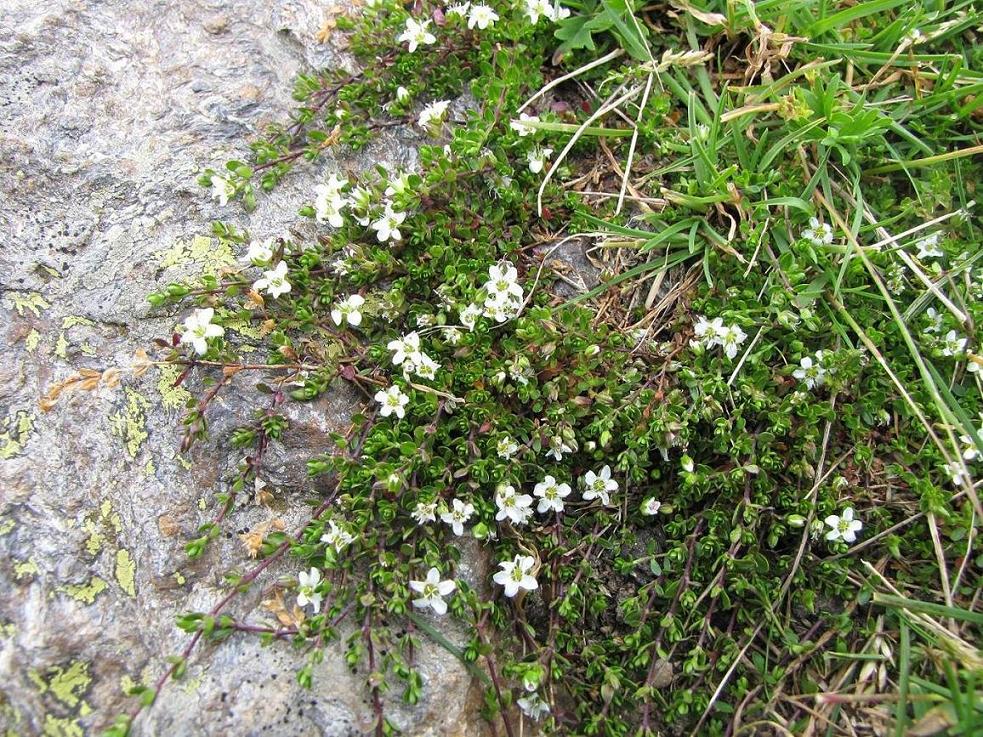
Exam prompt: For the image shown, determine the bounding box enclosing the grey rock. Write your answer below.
[0,1,484,735]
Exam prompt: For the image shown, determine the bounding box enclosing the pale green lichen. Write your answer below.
[108,388,150,458]
[10,292,50,317]
[61,316,95,330]
[144,458,156,477]
[54,332,68,359]
[80,343,97,357]
[115,549,136,597]
[13,558,39,580]
[0,516,15,536]
[25,329,41,353]
[158,234,236,270]
[82,501,122,556]
[42,716,83,737]
[155,363,192,410]
[60,577,108,605]
[0,411,35,460]
[0,620,16,638]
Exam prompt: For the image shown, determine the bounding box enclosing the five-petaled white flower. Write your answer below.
[460,303,482,330]
[375,384,410,419]
[582,465,618,506]
[467,3,499,29]
[497,436,519,459]
[517,693,550,720]
[495,484,534,525]
[803,217,834,246]
[245,238,275,264]
[943,330,967,357]
[945,460,970,487]
[510,112,539,137]
[441,498,475,536]
[493,554,538,597]
[719,324,747,359]
[546,435,573,461]
[210,174,235,206]
[418,100,450,130]
[371,204,407,242]
[321,519,355,552]
[387,331,422,367]
[254,261,292,298]
[409,567,457,615]
[792,352,826,390]
[180,308,225,355]
[296,567,323,613]
[527,147,553,174]
[641,498,662,516]
[412,500,438,525]
[915,233,943,259]
[533,475,571,513]
[447,2,470,16]
[410,352,440,381]
[331,294,365,327]
[824,507,863,544]
[314,176,349,227]
[398,18,436,53]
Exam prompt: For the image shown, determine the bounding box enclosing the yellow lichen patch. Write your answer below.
[0,516,14,536]
[54,332,68,359]
[108,388,150,458]
[155,363,192,410]
[59,577,108,605]
[10,292,50,317]
[82,501,122,556]
[225,318,264,339]
[80,343,97,357]
[157,235,236,270]
[61,316,94,330]
[0,620,15,638]
[25,329,42,353]
[115,549,136,597]
[42,715,83,737]
[13,558,39,580]
[144,458,156,477]
[0,410,35,460]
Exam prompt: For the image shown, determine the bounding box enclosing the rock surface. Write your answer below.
[0,2,481,735]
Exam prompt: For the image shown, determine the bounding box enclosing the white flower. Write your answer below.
[510,112,539,137]
[533,475,571,513]
[387,332,422,367]
[485,263,523,304]
[523,0,552,24]
[296,567,323,613]
[179,308,224,355]
[545,435,572,461]
[418,100,450,130]
[441,498,475,536]
[720,324,747,359]
[495,484,534,525]
[517,693,550,720]
[245,238,275,265]
[410,352,440,381]
[483,299,518,323]
[398,18,436,53]
[210,174,234,206]
[331,294,365,327]
[641,498,662,516]
[467,4,499,29]
[960,432,980,462]
[945,460,970,487]
[824,507,863,544]
[582,465,618,506]
[396,86,410,103]
[803,217,833,246]
[443,327,463,344]
[314,179,349,228]
[447,2,470,16]
[412,500,438,524]
[460,303,482,330]
[792,353,826,390]
[375,385,410,419]
[943,330,967,357]
[321,519,355,552]
[497,436,519,459]
[371,204,407,242]
[385,172,412,198]
[493,554,537,597]
[409,567,456,615]
[915,233,943,259]
[925,307,943,333]
[527,147,553,174]
[550,1,570,20]
[253,261,292,299]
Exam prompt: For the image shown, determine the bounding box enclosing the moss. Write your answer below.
[10,292,50,317]
[155,363,192,410]
[108,388,150,459]
[0,410,35,460]
[60,577,108,604]
[115,549,136,597]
